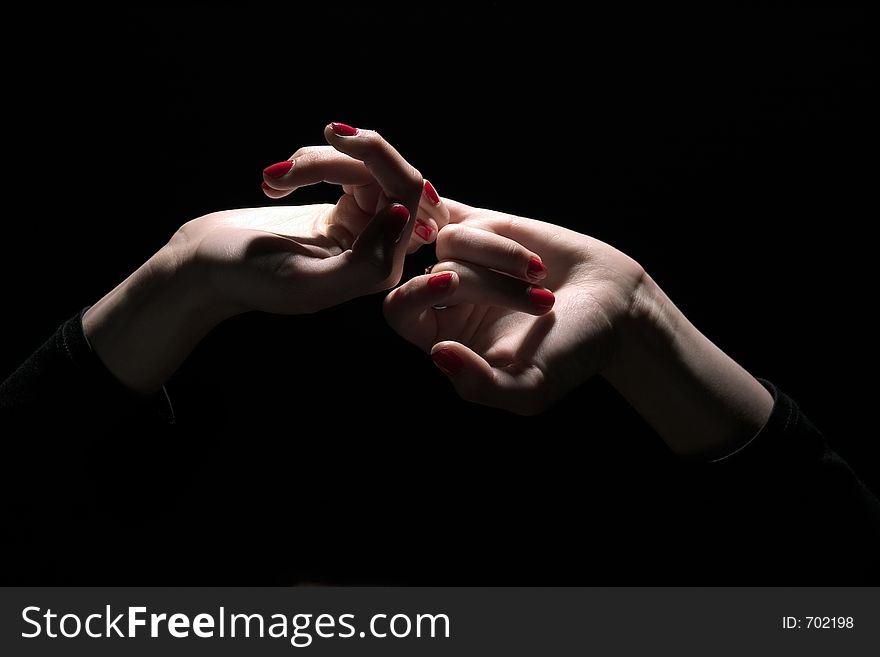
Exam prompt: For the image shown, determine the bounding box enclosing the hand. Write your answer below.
[383,199,645,415]
[185,123,439,316]
[384,200,773,457]
[261,122,450,257]
[83,124,438,392]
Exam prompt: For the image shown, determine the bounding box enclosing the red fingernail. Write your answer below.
[261,181,274,193]
[432,348,463,375]
[385,204,410,243]
[527,256,548,281]
[263,160,294,179]
[528,287,555,311]
[428,272,453,291]
[389,203,410,222]
[330,122,358,136]
[414,220,435,241]
[423,180,441,206]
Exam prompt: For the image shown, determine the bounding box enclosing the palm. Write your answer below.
[400,201,645,412]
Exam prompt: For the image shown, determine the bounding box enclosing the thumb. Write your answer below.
[430,341,546,415]
[350,202,412,288]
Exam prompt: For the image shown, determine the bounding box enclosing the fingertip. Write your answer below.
[387,202,411,222]
[327,122,359,138]
[431,344,464,376]
[427,270,457,293]
[528,287,556,314]
[527,256,548,282]
[386,203,411,242]
[261,181,289,199]
[423,179,441,206]
[262,160,294,179]
[413,218,437,243]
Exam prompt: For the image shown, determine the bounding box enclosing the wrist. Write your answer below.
[83,241,232,394]
[601,271,773,458]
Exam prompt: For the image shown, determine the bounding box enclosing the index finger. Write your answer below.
[262,146,375,195]
[324,123,423,207]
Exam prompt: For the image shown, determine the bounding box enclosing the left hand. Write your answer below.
[82,124,438,393]
[169,123,447,316]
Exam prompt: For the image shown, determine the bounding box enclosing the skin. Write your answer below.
[384,200,773,458]
[83,125,433,393]
[84,124,772,459]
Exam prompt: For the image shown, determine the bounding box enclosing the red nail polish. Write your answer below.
[263,160,294,178]
[528,287,555,311]
[414,220,435,241]
[527,256,548,281]
[388,203,410,222]
[261,182,274,192]
[432,348,463,375]
[385,204,410,243]
[330,122,358,136]
[428,272,453,291]
[423,180,441,206]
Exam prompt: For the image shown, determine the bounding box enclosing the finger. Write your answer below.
[382,270,459,347]
[410,216,439,248]
[346,183,382,215]
[330,193,372,248]
[261,181,292,199]
[440,199,586,256]
[420,179,450,229]
[347,201,414,288]
[404,179,447,253]
[262,147,374,192]
[324,123,423,207]
[428,261,556,315]
[384,262,555,346]
[430,341,547,416]
[407,179,448,253]
[436,224,548,283]
[301,203,411,308]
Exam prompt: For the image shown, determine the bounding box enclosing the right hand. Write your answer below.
[383,200,648,415]
[281,128,772,455]
[261,122,450,256]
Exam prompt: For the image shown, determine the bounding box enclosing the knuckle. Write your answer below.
[296,149,323,167]
[504,240,523,261]
[437,223,464,251]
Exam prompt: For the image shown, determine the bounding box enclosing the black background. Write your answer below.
[2,4,876,583]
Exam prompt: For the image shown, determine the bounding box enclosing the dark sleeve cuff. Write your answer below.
[708,380,823,472]
[1,308,174,429]
[63,308,175,425]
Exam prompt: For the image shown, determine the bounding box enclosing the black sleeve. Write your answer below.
[0,309,173,430]
[687,381,880,581]
[1,310,174,583]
